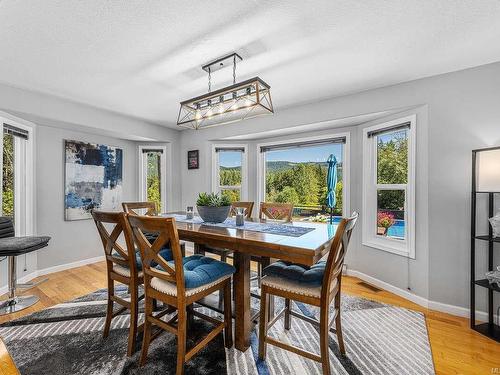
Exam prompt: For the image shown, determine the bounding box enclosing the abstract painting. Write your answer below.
[64,140,123,221]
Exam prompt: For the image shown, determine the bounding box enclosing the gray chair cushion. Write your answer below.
[0,236,51,256]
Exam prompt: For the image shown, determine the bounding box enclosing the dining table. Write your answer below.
[162,212,338,352]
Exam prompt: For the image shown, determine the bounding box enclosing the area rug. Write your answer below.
[0,285,435,374]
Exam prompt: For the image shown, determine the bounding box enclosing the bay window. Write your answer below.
[258,134,349,221]
[362,115,416,257]
[212,145,247,202]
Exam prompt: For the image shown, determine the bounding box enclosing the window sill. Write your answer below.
[362,239,415,259]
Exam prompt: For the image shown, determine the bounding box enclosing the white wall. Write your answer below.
[180,61,500,313]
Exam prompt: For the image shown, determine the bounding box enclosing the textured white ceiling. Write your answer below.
[1,0,499,128]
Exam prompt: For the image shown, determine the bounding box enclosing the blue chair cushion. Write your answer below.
[263,260,326,287]
[165,254,235,289]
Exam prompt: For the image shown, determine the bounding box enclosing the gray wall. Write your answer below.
[180,61,500,311]
[36,125,137,270]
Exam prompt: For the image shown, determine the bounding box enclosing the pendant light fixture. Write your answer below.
[177,53,273,130]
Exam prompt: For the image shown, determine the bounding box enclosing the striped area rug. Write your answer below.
[0,285,435,374]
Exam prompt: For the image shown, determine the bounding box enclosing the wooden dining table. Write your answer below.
[164,212,338,352]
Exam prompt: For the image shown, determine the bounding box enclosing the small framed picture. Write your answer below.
[188,150,199,169]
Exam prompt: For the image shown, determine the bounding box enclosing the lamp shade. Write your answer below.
[476,148,500,192]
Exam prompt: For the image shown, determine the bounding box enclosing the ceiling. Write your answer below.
[1,1,500,129]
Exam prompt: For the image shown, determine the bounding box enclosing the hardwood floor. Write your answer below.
[0,261,498,374]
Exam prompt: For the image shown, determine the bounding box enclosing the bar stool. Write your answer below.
[0,217,50,315]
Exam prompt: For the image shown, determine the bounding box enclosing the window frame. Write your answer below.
[138,145,168,212]
[0,113,35,237]
[256,132,350,217]
[362,115,416,258]
[211,144,248,201]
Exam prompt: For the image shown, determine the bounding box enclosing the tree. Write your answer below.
[146,152,162,211]
[275,186,299,205]
[376,133,407,211]
[2,134,14,217]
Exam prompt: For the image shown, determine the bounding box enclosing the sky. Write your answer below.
[219,143,343,167]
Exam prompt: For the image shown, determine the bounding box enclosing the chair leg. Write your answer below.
[258,289,269,360]
[257,263,262,288]
[187,304,195,331]
[127,285,138,356]
[139,296,153,367]
[223,281,233,348]
[320,305,331,375]
[176,307,187,375]
[284,298,291,330]
[218,253,228,309]
[103,277,114,339]
[335,293,346,355]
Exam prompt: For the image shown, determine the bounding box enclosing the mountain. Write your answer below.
[265,160,342,172]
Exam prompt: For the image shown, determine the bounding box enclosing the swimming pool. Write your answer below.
[387,219,405,239]
[329,217,405,239]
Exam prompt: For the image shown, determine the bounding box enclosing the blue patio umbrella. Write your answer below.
[325,154,338,224]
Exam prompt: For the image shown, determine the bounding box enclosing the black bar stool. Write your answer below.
[0,217,50,315]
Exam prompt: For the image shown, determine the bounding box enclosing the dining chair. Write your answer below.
[195,201,254,308]
[122,201,185,256]
[127,214,234,374]
[91,210,144,357]
[255,202,294,285]
[259,202,294,222]
[258,212,358,375]
[229,201,255,219]
[200,201,254,262]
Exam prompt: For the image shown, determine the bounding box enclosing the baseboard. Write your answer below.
[345,269,430,308]
[36,255,105,277]
[345,268,497,323]
[0,255,105,296]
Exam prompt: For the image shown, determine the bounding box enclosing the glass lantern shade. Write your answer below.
[177,77,273,130]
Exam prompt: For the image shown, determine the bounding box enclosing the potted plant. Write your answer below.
[196,192,231,223]
[377,211,395,235]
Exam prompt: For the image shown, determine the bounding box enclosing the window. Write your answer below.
[139,146,167,212]
[362,115,416,257]
[212,145,247,202]
[258,135,348,222]
[1,120,34,236]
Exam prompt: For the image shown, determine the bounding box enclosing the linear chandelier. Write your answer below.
[177,53,273,130]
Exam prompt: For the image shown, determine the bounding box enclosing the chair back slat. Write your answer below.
[126,215,185,296]
[321,212,358,297]
[92,210,138,277]
[122,201,158,216]
[259,202,294,222]
[230,201,254,218]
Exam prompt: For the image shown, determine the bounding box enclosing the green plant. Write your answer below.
[196,192,231,207]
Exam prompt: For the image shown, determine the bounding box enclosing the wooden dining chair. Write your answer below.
[91,210,144,357]
[122,201,185,256]
[202,201,254,261]
[255,202,294,285]
[195,201,254,308]
[127,215,234,374]
[229,201,254,218]
[259,202,294,222]
[258,212,358,375]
